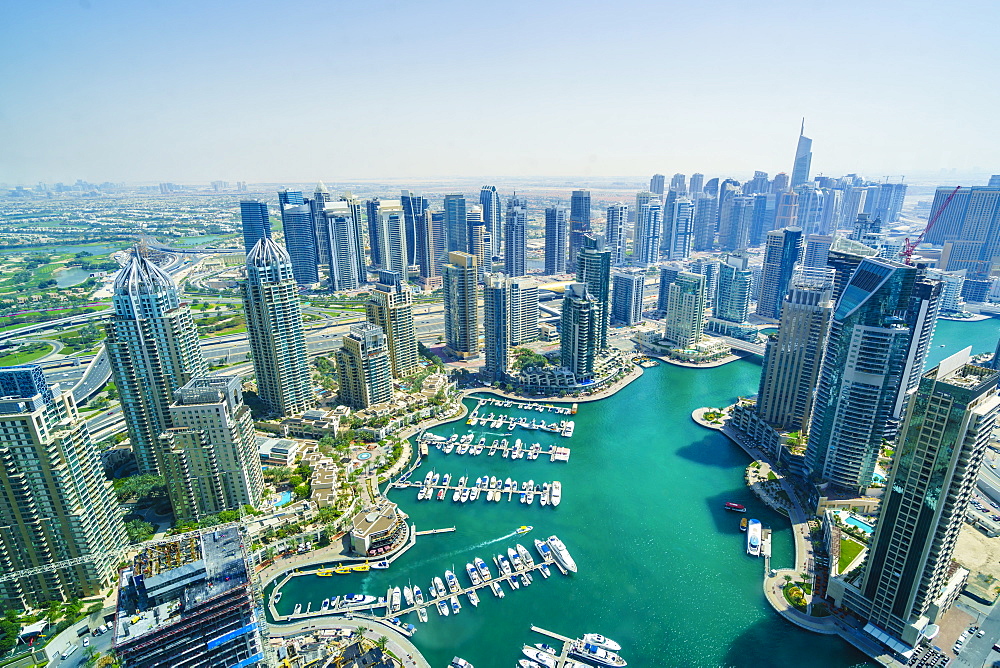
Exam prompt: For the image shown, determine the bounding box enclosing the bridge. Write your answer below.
[717,335,766,356]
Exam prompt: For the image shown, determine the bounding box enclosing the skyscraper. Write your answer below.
[662,272,706,349]
[444,194,468,254]
[365,272,419,378]
[803,234,834,269]
[335,323,393,409]
[805,259,941,494]
[311,182,332,269]
[717,194,754,251]
[576,234,611,350]
[790,119,813,188]
[665,197,694,261]
[160,376,264,522]
[483,273,512,382]
[691,194,718,252]
[928,186,1000,279]
[560,283,603,382]
[278,189,319,285]
[239,200,271,254]
[544,205,569,274]
[713,253,753,323]
[795,183,825,235]
[605,202,628,266]
[831,350,999,648]
[374,199,409,277]
[480,185,503,258]
[400,190,428,267]
[241,237,314,416]
[442,251,479,359]
[689,173,705,196]
[365,197,383,268]
[754,272,834,433]
[568,189,592,267]
[755,227,803,319]
[0,365,127,609]
[670,173,687,193]
[468,205,489,280]
[339,192,368,283]
[634,195,663,266]
[657,265,681,312]
[320,200,364,291]
[649,174,665,195]
[504,194,528,277]
[106,248,207,474]
[416,209,446,288]
[611,271,645,326]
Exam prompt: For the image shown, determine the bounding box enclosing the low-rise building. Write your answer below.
[349,500,408,556]
[257,436,302,467]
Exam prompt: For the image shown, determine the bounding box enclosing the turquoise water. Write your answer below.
[275,490,293,507]
[844,517,874,535]
[268,318,995,667]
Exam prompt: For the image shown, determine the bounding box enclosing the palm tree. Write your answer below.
[355,624,369,639]
[375,636,389,651]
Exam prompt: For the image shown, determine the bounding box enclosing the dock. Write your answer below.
[526,625,615,667]
[399,477,563,507]
[419,436,571,462]
[414,527,455,536]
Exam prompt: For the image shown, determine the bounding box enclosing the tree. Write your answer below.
[124,520,155,544]
[355,625,369,639]
[375,635,389,651]
[293,483,310,500]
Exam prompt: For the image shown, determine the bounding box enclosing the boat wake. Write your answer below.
[405,531,520,570]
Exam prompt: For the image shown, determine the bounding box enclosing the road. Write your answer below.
[950,597,999,668]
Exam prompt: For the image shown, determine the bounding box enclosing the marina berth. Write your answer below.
[546,535,578,573]
[582,634,622,651]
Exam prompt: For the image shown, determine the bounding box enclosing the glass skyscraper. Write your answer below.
[239,200,271,254]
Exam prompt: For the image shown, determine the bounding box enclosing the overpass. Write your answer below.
[717,335,766,356]
[144,237,244,255]
[70,345,111,404]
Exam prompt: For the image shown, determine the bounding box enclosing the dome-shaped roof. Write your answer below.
[247,236,291,268]
[315,181,329,194]
[112,247,177,296]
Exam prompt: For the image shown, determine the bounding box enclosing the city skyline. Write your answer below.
[4,1,1000,184]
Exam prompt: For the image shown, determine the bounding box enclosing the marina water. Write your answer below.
[273,318,998,667]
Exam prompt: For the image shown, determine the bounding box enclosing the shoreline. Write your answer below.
[462,361,645,405]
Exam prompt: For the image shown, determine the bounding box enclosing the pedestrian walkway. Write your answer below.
[270,616,431,668]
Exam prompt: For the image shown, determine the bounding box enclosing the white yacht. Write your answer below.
[546,535,578,572]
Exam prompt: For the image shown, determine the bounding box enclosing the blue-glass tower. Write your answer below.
[239,200,271,254]
[277,189,318,285]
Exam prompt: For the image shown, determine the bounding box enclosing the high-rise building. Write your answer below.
[713,253,753,323]
[365,272,419,378]
[662,272,706,349]
[483,274,512,381]
[650,174,666,195]
[927,186,1000,279]
[442,251,479,359]
[689,257,720,307]
[670,173,687,193]
[160,376,264,522]
[568,189,592,268]
[338,192,367,283]
[468,206,489,280]
[444,194,468,254]
[365,197,383,269]
[0,365,127,609]
[113,530,263,668]
[576,235,611,350]
[544,205,569,275]
[689,173,705,196]
[791,120,813,188]
[611,271,645,326]
[805,259,941,494]
[241,237,314,416]
[774,190,799,230]
[718,194,754,251]
[665,196,694,260]
[278,189,319,285]
[480,185,503,258]
[745,171,770,195]
[239,200,271,254]
[771,172,790,193]
[416,209,446,288]
[755,227,803,319]
[400,190,428,267]
[691,194,718,252]
[605,202,628,266]
[748,193,777,246]
[634,195,663,266]
[831,350,999,648]
[802,234,834,268]
[335,323,393,409]
[657,265,681,312]
[754,272,834,433]
[504,194,528,277]
[871,182,907,224]
[795,183,825,235]
[106,249,207,474]
[374,199,409,277]
[560,283,603,382]
[320,200,364,291]
[311,183,332,269]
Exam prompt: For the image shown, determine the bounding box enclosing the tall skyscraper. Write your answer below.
[335,323,393,409]
[754,272,834,433]
[365,272,419,378]
[442,251,479,359]
[691,194,718,252]
[504,194,528,277]
[320,200,364,291]
[339,192,367,283]
[832,350,999,647]
[483,273,512,381]
[774,189,799,232]
[416,209,447,288]
[634,195,663,266]
[106,248,207,474]
[662,272,706,349]
[803,234,834,268]
[400,190,428,267]
[689,173,705,196]
[611,271,645,326]
[480,185,503,258]
[0,365,127,608]
[748,193,777,246]
[871,182,907,224]
[239,200,271,254]
[278,189,319,285]
[311,183,332,268]
[713,253,753,323]
[560,283,603,382]
[928,186,1000,279]
[771,172,790,193]
[241,237,314,416]
[468,206,489,280]
[670,173,687,193]
[665,197,694,260]
[365,197,383,269]
[544,205,569,274]
[649,174,665,195]
[717,194,754,251]
[795,183,825,235]
[744,171,770,195]
[568,189,592,267]
[160,376,264,522]
[657,265,681,312]
[576,234,611,350]
[755,226,803,319]
[790,119,813,188]
[374,199,409,277]
[605,202,628,266]
[805,259,941,494]
[444,194,468,253]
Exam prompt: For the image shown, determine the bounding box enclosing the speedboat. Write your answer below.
[437,598,450,616]
[475,557,492,581]
[450,658,474,668]
[372,560,390,569]
[724,502,747,512]
[293,603,302,615]
[431,473,441,487]
[526,480,536,504]
[441,473,451,487]
[582,634,622,651]
[547,535,578,572]
[540,482,550,506]
[507,575,520,590]
[316,568,333,576]
[403,586,414,606]
[495,554,513,575]
[489,580,504,598]
[519,572,531,587]
[342,594,376,606]
[519,661,543,668]
[452,485,462,502]
[437,487,446,501]
[517,544,535,568]
[423,470,435,486]
[466,588,480,607]
[352,562,370,572]
[747,519,762,557]
[550,481,562,507]
[508,547,524,571]
[321,598,330,611]
[445,570,460,593]
[450,596,461,614]
[522,647,556,668]
[534,538,553,562]
[569,642,627,666]
[417,606,428,623]
[516,525,533,534]
[740,517,748,532]
[503,478,512,494]
[413,586,424,605]
[474,437,486,455]
[272,592,282,603]
[334,566,352,574]
[434,577,446,598]
[469,485,481,501]
[466,562,482,586]
[539,563,551,578]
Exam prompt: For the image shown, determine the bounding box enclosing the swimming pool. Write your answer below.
[845,516,874,534]
[274,490,293,507]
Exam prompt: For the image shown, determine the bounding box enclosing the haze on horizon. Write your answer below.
[1,0,998,186]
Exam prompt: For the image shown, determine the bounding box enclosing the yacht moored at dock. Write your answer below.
[581,634,621,651]
[746,519,762,557]
[550,481,562,507]
[569,642,627,666]
[546,535,578,572]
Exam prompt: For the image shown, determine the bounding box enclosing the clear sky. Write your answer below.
[1,0,997,185]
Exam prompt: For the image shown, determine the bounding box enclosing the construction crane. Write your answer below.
[901,185,961,265]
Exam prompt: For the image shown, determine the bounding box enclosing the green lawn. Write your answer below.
[839,537,864,572]
[0,342,53,365]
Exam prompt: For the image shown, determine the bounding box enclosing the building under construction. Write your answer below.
[113,528,263,668]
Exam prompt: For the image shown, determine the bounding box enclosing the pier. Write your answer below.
[527,625,613,667]
[419,435,572,462]
[398,477,563,507]
[414,527,455,536]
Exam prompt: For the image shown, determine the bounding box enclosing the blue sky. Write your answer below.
[1,0,997,184]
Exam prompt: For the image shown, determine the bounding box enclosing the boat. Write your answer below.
[475,557,492,581]
[539,563,551,578]
[547,535,578,572]
[342,594,376,606]
[518,661,543,668]
[488,440,499,456]
[445,570,460,593]
[526,480,536,504]
[417,606,428,623]
[272,592,282,603]
[403,586,414,606]
[747,519,762,557]
[724,502,747,513]
[550,481,562,507]
[508,547,524,571]
[495,554,513,575]
[473,437,486,455]
[519,572,531,587]
[334,566,352,574]
[390,587,402,612]
[431,472,441,487]
[740,517,748,532]
[437,598,450,616]
[522,647,556,668]
[442,473,451,487]
[450,595,461,614]
[316,568,333,577]
[582,634,622,651]
[562,421,575,437]
[466,562,482,586]
[569,643,627,666]
[423,470,435,486]
[489,580,504,598]
[534,538,553,562]
[372,560,390,569]
[434,577,447,598]
[517,544,535,568]
[461,487,471,502]
[452,485,462,502]
[466,588,480,607]
[413,586,424,605]
[321,598,330,611]
[450,658,474,668]
[469,484,481,501]
[437,488,446,501]
[443,440,455,454]
[540,482,550,506]
[293,603,302,615]
[352,562,370,572]
[520,491,527,504]
[507,575,520,590]
[516,525,533,535]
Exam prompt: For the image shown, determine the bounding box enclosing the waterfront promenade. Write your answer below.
[269,616,430,668]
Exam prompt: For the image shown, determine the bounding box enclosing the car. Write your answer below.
[969,626,978,634]
[978,630,986,637]
[83,637,90,647]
